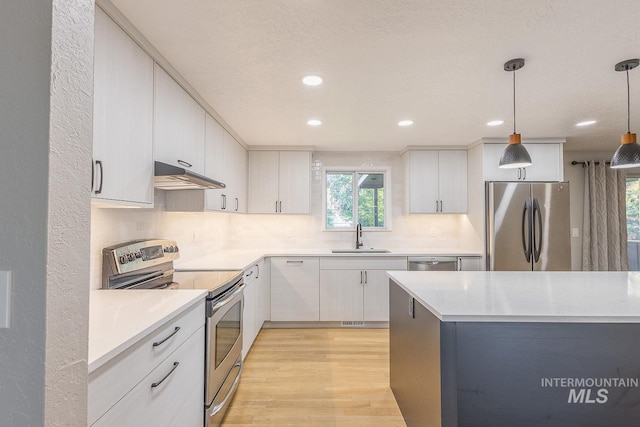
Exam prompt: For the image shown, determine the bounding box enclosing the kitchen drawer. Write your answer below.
[93,325,204,426]
[319,256,407,271]
[88,299,205,424]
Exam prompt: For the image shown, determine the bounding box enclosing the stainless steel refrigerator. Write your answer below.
[486,181,571,271]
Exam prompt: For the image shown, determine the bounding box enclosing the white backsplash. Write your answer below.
[90,152,482,289]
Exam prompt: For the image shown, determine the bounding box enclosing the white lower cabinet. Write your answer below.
[270,257,319,321]
[242,259,267,358]
[319,269,364,321]
[242,263,258,359]
[89,300,205,426]
[319,257,407,323]
[255,259,268,329]
[363,270,393,321]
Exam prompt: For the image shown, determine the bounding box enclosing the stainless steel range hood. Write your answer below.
[154,161,226,190]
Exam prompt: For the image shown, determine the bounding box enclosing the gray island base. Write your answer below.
[388,271,640,427]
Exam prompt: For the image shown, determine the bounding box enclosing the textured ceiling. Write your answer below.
[107,0,640,152]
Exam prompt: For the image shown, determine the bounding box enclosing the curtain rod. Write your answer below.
[570,161,611,166]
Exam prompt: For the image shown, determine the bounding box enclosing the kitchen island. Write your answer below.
[387,271,640,427]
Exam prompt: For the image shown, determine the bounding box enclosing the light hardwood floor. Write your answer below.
[221,328,406,426]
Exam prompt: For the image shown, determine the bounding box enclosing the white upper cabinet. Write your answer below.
[165,115,247,213]
[153,64,205,174]
[404,150,467,214]
[248,151,311,214]
[482,141,563,182]
[227,131,248,213]
[203,114,226,211]
[203,115,247,213]
[92,8,153,207]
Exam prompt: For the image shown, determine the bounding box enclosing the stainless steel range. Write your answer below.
[102,239,244,426]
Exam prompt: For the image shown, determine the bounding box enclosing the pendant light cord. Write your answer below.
[513,70,517,134]
[627,69,631,134]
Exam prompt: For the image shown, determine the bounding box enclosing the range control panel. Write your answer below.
[103,239,179,275]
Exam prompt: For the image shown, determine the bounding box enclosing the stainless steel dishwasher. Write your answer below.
[407,256,458,271]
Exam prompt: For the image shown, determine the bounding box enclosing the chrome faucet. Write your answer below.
[355,222,364,249]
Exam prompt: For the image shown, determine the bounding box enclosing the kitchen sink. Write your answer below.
[331,249,391,254]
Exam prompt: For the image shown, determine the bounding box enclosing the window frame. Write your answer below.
[321,166,392,232]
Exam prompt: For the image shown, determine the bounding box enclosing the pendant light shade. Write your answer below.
[611,59,640,169]
[499,58,532,169]
[500,133,532,168]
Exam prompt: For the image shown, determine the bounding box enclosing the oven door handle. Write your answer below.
[210,360,243,418]
[210,284,245,314]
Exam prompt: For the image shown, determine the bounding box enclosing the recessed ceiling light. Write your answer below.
[307,119,322,126]
[398,120,414,127]
[302,75,323,86]
[487,120,504,126]
[576,120,597,127]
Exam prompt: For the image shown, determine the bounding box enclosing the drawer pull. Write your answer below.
[286,260,304,264]
[151,362,179,389]
[152,326,180,347]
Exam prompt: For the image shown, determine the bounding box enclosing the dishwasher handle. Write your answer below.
[408,257,458,271]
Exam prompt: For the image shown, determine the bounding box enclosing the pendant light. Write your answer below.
[499,58,532,169]
[610,59,640,169]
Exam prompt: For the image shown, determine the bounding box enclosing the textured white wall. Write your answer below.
[45,0,93,425]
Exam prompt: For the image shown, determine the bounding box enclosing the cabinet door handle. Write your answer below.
[152,326,180,347]
[151,361,179,389]
[439,200,443,212]
[221,194,226,210]
[435,200,439,212]
[364,270,368,284]
[177,159,192,168]
[91,160,94,192]
[517,168,521,180]
[279,201,282,213]
[95,160,104,194]
[409,297,415,319]
[235,197,239,212]
[360,271,363,284]
[523,168,527,180]
[255,264,260,279]
[286,260,304,264]
[275,201,278,213]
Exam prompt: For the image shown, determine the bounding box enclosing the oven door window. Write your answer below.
[215,300,241,368]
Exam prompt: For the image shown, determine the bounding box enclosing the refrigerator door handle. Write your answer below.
[532,198,542,262]
[522,199,532,262]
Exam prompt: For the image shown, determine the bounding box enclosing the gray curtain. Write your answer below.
[582,161,628,271]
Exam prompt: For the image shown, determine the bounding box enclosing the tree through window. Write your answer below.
[325,171,386,230]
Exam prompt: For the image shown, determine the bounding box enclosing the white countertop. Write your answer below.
[387,271,640,323]
[88,289,207,372]
[175,248,481,271]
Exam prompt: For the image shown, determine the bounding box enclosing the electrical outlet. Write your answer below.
[0,271,12,328]
[285,227,293,237]
[572,227,580,238]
